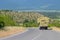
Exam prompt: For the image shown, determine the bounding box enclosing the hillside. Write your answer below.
[39,12,60,19]
[0,10,47,26]
[0,10,60,27]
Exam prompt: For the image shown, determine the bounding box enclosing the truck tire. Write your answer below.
[39,26,48,30]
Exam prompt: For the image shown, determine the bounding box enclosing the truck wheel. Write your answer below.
[39,26,48,30]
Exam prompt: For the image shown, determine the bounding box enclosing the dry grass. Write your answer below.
[51,27,60,32]
[0,26,26,38]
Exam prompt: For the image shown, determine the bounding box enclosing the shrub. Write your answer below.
[0,14,16,26]
[48,20,60,27]
[23,19,39,27]
[0,21,5,29]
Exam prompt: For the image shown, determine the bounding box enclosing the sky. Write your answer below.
[0,0,60,10]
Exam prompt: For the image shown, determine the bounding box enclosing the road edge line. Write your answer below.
[0,29,28,40]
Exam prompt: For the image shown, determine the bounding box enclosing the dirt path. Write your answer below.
[0,26,26,38]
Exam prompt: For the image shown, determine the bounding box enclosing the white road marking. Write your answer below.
[32,34,41,40]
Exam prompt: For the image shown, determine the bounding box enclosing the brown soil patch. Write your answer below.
[0,26,26,38]
[51,27,60,32]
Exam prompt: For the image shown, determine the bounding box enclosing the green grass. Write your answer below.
[48,20,60,27]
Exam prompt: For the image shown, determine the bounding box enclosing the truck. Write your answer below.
[37,16,50,30]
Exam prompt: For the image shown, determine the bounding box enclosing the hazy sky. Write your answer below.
[0,0,60,10]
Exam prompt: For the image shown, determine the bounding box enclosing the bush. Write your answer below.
[0,14,16,26]
[0,21,5,29]
[48,20,60,27]
[23,19,39,27]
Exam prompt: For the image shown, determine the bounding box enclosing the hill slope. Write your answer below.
[39,12,60,19]
[0,10,47,26]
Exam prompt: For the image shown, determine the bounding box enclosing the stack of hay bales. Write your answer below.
[37,16,50,27]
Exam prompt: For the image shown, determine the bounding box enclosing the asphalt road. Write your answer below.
[0,28,60,40]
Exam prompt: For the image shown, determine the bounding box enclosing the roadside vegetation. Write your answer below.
[23,19,39,27]
[48,20,60,28]
[0,10,42,27]
[0,10,60,29]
